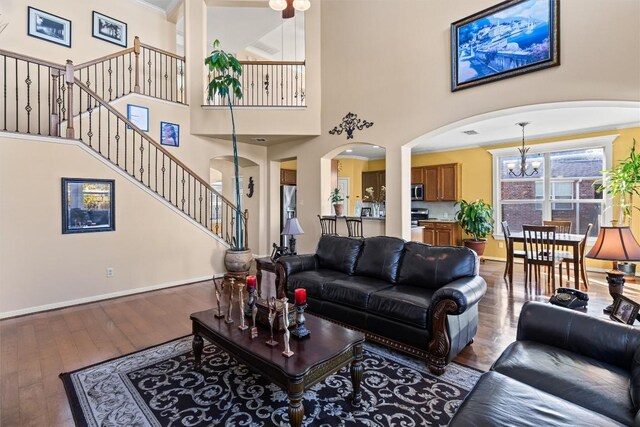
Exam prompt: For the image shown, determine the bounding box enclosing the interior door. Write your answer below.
[338,177,350,215]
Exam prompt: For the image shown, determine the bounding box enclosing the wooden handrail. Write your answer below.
[0,49,65,70]
[239,60,305,66]
[75,47,135,69]
[140,43,185,61]
[73,77,235,206]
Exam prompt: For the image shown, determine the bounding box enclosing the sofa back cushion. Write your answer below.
[397,243,477,289]
[316,235,363,274]
[354,236,406,283]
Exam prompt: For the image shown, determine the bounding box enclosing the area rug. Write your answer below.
[60,336,481,426]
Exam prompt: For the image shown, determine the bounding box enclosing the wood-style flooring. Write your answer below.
[1,260,638,426]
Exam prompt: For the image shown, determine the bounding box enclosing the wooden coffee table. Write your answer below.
[191,307,365,426]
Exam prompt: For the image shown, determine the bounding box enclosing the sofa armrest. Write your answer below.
[275,254,318,298]
[431,275,487,315]
[517,301,640,369]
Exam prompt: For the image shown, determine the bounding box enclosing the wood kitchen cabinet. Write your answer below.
[362,171,385,201]
[420,221,461,246]
[280,169,297,185]
[411,167,424,184]
[424,163,460,202]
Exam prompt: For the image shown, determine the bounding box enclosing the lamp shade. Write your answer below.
[282,218,305,236]
[269,0,287,11]
[585,226,640,261]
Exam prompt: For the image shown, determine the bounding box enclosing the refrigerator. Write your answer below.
[281,185,297,247]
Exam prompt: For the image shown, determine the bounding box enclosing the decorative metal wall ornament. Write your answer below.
[329,112,374,140]
[247,177,255,198]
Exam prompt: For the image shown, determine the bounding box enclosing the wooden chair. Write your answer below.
[558,223,593,290]
[318,215,338,235]
[501,221,525,284]
[522,225,564,292]
[344,216,363,237]
[543,220,572,234]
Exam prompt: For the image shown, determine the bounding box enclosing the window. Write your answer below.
[490,136,615,238]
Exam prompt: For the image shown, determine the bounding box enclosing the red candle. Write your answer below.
[246,275,257,290]
[294,288,307,305]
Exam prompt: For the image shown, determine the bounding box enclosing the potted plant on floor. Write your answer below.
[329,187,344,216]
[205,40,252,272]
[597,138,640,278]
[455,199,494,256]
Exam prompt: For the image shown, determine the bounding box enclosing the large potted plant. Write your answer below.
[205,40,252,272]
[455,199,494,256]
[329,187,344,216]
[597,139,640,278]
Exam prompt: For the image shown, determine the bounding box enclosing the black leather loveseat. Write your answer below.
[450,301,640,426]
[275,235,487,374]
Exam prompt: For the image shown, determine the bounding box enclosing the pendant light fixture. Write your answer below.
[506,122,541,177]
[270,0,310,19]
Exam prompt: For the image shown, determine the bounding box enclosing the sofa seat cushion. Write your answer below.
[288,269,349,299]
[492,341,634,426]
[322,276,394,309]
[449,371,624,427]
[354,236,405,283]
[367,286,434,328]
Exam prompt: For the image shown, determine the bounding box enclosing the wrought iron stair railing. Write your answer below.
[1,48,245,248]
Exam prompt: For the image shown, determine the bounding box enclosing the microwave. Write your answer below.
[411,184,424,201]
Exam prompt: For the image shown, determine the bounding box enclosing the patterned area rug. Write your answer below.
[60,336,481,426]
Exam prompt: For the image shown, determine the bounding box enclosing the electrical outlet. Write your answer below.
[106,267,114,278]
[498,242,504,248]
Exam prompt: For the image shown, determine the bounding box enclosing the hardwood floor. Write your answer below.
[1,260,638,426]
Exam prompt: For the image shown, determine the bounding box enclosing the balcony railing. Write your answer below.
[207,60,306,107]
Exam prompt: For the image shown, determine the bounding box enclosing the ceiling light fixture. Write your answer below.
[506,122,541,177]
[270,0,310,19]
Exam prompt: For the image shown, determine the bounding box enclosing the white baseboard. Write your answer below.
[0,275,215,319]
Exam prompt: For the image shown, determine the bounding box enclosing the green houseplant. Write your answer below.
[455,199,494,256]
[329,187,344,216]
[205,40,251,271]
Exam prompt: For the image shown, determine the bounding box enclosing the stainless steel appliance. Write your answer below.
[281,185,296,247]
[411,184,424,201]
[411,208,429,225]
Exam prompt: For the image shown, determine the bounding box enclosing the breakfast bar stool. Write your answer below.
[318,215,338,235]
[344,216,363,237]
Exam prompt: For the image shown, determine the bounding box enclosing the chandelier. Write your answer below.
[507,122,541,177]
[269,0,310,19]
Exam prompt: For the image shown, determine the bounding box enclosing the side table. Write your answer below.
[255,257,275,295]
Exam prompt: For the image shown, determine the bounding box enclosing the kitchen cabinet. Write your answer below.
[362,171,385,201]
[411,227,424,243]
[280,169,297,185]
[411,167,424,184]
[423,163,460,202]
[420,221,461,246]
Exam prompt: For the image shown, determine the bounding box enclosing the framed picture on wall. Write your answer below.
[62,178,115,234]
[450,0,560,91]
[27,7,72,48]
[92,11,127,47]
[160,122,180,147]
[127,104,149,131]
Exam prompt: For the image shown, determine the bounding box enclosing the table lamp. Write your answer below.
[585,226,640,313]
[282,218,304,255]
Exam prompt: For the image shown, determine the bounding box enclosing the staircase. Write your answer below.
[0,40,246,248]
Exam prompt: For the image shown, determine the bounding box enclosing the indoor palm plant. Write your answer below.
[205,40,251,272]
[455,199,494,256]
[329,187,344,216]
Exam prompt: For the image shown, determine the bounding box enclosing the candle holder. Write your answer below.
[237,284,248,331]
[291,304,310,339]
[214,278,224,319]
[281,297,294,358]
[225,278,235,324]
[245,285,256,317]
[250,302,258,339]
[265,297,278,347]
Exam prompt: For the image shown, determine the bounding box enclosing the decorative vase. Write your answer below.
[615,261,637,282]
[224,249,253,273]
[372,203,380,218]
[333,203,344,216]
[463,240,487,257]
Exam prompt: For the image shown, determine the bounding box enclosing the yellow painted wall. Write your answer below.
[281,160,298,170]
[412,127,640,270]
[337,158,367,214]
[367,159,386,171]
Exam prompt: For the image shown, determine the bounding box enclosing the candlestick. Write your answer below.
[265,297,278,347]
[250,302,258,339]
[281,297,294,357]
[294,288,306,305]
[245,285,256,317]
[214,278,224,319]
[225,278,235,324]
[237,284,248,330]
[291,303,310,339]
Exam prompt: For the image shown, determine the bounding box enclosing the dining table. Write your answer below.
[507,232,587,290]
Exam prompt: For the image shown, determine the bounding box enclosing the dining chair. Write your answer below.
[344,216,363,237]
[501,221,526,284]
[558,223,593,290]
[543,220,572,234]
[318,215,338,235]
[522,225,564,292]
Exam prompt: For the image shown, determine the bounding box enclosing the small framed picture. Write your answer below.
[28,7,72,48]
[62,178,115,234]
[611,295,640,325]
[127,104,149,132]
[92,11,127,47]
[160,122,180,147]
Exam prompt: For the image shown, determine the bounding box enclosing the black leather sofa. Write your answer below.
[450,301,640,426]
[275,235,487,374]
